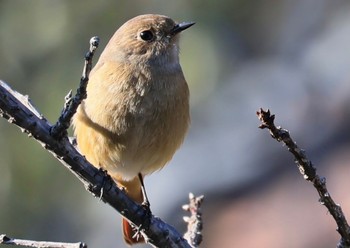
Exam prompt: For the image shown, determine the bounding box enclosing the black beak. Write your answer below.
[170,21,195,36]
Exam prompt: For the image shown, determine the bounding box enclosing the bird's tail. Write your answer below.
[123,218,145,245]
[117,176,145,245]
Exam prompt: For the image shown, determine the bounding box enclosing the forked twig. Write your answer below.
[50,36,99,139]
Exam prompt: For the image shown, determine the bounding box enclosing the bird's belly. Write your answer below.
[101,104,188,181]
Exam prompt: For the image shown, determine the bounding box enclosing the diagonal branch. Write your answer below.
[257,108,350,248]
[0,79,191,248]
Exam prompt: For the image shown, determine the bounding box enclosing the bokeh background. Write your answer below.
[1,0,350,247]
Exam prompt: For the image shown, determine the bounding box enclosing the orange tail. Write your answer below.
[123,218,145,245]
[115,176,145,245]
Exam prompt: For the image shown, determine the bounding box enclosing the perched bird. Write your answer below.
[72,14,193,245]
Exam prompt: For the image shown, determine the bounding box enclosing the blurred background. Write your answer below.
[1,0,350,247]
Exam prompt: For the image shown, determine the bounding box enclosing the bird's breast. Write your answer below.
[75,64,190,180]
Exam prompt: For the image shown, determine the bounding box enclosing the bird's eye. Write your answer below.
[139,30,154,41]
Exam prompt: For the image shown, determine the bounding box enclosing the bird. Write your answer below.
[72,14,193,245]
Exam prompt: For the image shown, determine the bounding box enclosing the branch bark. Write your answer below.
[183,193,204,247]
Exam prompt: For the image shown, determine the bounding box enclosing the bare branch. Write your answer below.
[50,36,100,139]
[257,108,350,247]
[0,81,190,247]
[0,79,191,247]
[0,234,86,248]
[183,193,204,247]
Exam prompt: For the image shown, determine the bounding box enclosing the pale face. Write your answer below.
[100,15,191,66]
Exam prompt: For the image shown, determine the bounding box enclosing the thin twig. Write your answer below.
[50,36,99,139]
[183,193,204,247]
[257,108,350,247]
[0,234,86,248]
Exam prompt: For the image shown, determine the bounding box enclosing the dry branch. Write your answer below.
[183,193,204,247]
[50,36,99,139]
[0,234,86,248]
[257,108,350,248]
